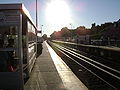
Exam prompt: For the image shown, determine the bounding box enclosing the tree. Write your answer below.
[61,27,70,38]
[50,31,62,39]
[76,26,87,35]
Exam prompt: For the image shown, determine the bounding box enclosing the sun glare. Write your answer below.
[45,0,72,26]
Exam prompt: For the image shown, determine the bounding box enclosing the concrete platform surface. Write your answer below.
[24,41,88,90]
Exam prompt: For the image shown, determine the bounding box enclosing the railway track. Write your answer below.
[48,41,120,90]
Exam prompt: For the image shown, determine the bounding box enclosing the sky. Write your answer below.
[0,0,120,36]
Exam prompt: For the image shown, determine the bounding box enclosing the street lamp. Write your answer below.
[69,23,73,40]
[69,23,72,29]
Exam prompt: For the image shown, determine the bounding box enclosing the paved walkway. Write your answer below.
[24,41,88,90]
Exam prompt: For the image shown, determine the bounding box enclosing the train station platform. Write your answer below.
[24,41,88,90]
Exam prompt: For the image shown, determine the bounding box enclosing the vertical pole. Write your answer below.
[70,23,72,41]
[36,0,38,57]
[18,12,24,90]
[41,25,43,36]
[70,23,72,30]
[36,0,38,27]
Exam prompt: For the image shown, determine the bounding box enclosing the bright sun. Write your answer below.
[45,0,72,26]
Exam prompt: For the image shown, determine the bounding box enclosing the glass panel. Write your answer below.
[0,26,19,72]
[27,20,36,62]
[22,35,27,64]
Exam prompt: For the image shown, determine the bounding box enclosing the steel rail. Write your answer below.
[49,42,120,90]
[55,43,120,75]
